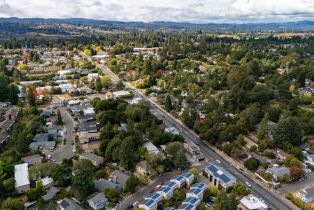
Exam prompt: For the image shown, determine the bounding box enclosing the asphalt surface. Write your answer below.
[49,107,76,163]
[81,52,296,210]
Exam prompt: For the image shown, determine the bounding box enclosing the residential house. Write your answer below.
[238,194,269,210]
[205,164,237,188]
[165,127,180,135]
[29,141,56,151]
[79,152,104,167]
[187,183,207,200]
[143,142,159,155]
[94,179,122,192]
[88,73,99,82]
[158,181,177,199]
[15,163,30,194]
[57,198,83,210]
[182,197,201,208]
[87,192,108,210]
[42,187,59,202]
[266,165,290,181]
[38,177,54,190]
[34,133,49,142]
[139,198,157,210]
[21,154,43,165]
[297,185,314,203]
[136,160,150,176]
[276,149,289,161]
[110,170,130,186]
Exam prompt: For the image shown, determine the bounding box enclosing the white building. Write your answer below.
[15,163,30,194]
[205,164,236,188]
[139,198,157,210]
[143,142,159,155]
[165,127,180,135]
[58,83,73,93]
[297,186,314,203]
[238,194,269,210]
[187,183,207,200]
[88,73,99,82]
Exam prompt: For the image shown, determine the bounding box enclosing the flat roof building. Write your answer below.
[15,163,30,194]
[238,194,269,210]
[205,164,236,188]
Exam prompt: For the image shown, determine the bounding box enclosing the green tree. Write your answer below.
[213,190,229,210]
[104,188,120,203]
[0,72,8,101]
[27,88,36,107]
[100,75,112,89]
[52,161,72,187]
[71,160,95,201]
[57,109,63,125]
[273,117,303,151]
[228,191,237,210]
[27,181,44,201]
[165,94,173,112]
[1,198,24,210]
[124,175,140,193]
[8,84,19,105]
[95,76,102,92]
[244,157,260,172]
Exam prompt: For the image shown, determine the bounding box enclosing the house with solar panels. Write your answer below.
[187,182,207,199]
[178,197,201,210]
[158,181,177,199]
[170,172,194,188]
[138,192,163,210]
[205,164,237,188]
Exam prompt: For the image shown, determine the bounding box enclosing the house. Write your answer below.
[110,170,130,186]
[34,133,49,142]
[139,198,157,210]
[88,73,99,82]
[15,163,30,194]
[238,194,269,210]
[21,154,43,165]
[136,160,150,176]
[178,203,196,210]
[79,131,100,144]
[29,141,56,151]
[187,183,207,199]
[48,125,58,137]
[87,192,108,210]
[143,142,159,155]
[266,165,289,181]
[42,187,59,201]
[94,179,122,192]
[38,177,54,189]
[181,172,194,187]
[182,197,201,208]
[57,198,83,210]
[113,90,131,99]
[205,164,237,188]
[58,83,73,93]
[79,152,104,167]
[158,181,177,199]
[165,127,180,135]
[171,175,186,188]
[297,185,314,203]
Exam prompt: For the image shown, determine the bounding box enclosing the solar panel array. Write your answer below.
[206,164,236,185]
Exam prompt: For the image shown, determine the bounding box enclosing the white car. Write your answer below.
[216,159,221,164]
[245,181,252,188]
[132,201,139,207]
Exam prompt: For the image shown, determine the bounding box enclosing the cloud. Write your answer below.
[0,0,314,23]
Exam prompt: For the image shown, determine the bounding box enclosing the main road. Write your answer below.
[81,52,296,210]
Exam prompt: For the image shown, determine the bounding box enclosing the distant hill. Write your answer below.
[1,17,314,33]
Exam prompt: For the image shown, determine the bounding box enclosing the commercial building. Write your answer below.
[238,194,269,210]
[14,163,30,194]
[205,164,236,188]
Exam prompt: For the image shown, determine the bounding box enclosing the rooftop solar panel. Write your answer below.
[206,164,236,184]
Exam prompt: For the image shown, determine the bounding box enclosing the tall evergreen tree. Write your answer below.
[165,94,173,111]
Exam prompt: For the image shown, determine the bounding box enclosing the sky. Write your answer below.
[1,0,314,23]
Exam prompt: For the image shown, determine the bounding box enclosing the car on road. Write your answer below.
[132,201,139,207]
[245,181,252,188]
[216,159,221,164]
[63,138,67,145]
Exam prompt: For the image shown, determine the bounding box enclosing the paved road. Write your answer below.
[48,107,76,163]
[81,52,296,210]
[117,172,179,210]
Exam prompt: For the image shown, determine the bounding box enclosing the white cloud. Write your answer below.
[1,0,314,23]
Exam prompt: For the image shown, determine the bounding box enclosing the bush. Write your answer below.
[244,157,260,172]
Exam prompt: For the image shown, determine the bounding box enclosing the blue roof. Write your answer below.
[174,175,185,182]
[149,192,162,201]
[178,203,195,210]
[164,208,175,210]
[160,186,172,194]
[190,182,207,191]
[165,181,177,189]
[142,198,156,207]
[182,172,194,179]
[183,196,200,205]
[189,188,202,195]
[206,164,236,185]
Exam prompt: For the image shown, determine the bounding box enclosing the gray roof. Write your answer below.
[110,170,129,186]
[266,166,289,178]
[42,187,59,201]
[136,160,150,171]
[58,198,83,210]
[87,192,108,207]
[94,179,122,191]
[299,186,314,198]
[34,133,49,142]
